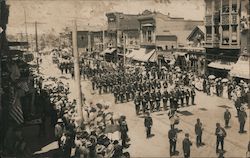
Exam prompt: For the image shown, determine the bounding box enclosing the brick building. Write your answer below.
[204,0,249,78]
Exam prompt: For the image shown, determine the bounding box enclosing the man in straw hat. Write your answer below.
[238,105,247,133]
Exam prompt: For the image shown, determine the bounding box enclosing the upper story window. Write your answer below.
[206,0,212,15]
[148,30,152,42]
[206,26,212,41]
[222,0,229,13]
[232,0,238,13]
[214,0,220,12]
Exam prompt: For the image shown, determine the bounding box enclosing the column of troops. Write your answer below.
[90,71,196,115]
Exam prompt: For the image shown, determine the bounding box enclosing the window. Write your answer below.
[206,0,212,15]
[214,26,220,41]
[232,26,237,43]
[222,26,229,44]
[214,0,220,12]
[206,26,212,40]
[222,0,229,13]
[148,30,152,42]
[232,0,237,13]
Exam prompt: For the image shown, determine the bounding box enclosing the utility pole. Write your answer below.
[72,19,83,122]
[35,21,40,74]
[123,32,126,68]
[24,9,28,50]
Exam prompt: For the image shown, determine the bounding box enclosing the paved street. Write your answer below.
[36,54,250,158]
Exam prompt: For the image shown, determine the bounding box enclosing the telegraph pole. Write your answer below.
[72,20,83,122]
[35,21,40,74]
[123,32,126,68]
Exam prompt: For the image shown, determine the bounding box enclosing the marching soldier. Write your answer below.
[134,93,141,115]
[180,88,185,107]
[162,89,169,111]
[185,89,190,106]
[142,90,148,113]
[97,78,102,94]
[155,89,161,111]
[169,90,174,109]
[149,89,156,112]
[125,84,130,102]
[113,84,119,104]
[191,87,196,105]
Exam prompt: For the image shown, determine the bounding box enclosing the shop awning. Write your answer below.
[100,48,116,55]
[130,48,156,62]
[208,62,233,70]
[230,60,250,79]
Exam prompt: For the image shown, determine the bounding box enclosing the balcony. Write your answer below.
[221,14,229,25]
[205,15,212,26]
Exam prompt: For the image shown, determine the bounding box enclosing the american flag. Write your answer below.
[9,89,24,125]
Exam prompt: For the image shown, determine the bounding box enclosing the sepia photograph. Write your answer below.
[0,0,249,157]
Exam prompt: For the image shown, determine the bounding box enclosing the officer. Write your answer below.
[215,123,226,153]
[224,108,231,128]
[155,90,161,111]
[168,125,177,156]
[182,133,192,158]
[144,112,153,138]
[191,87,196,105]
[195,118,203,147]
[185,89,190,106]
[149,89,156,112]
[162,89,169,111]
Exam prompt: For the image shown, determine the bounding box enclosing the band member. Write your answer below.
[144,112,153,138]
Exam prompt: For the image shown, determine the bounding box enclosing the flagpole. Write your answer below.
[72,19,83,122]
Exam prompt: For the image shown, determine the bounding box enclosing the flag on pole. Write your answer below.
[9,91,24,125]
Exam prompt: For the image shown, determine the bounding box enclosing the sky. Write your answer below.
[6,0,206,35]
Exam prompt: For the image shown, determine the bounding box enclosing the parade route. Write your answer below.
[37,54,250,158]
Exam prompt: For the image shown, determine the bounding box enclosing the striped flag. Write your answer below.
[9,91,24,125]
